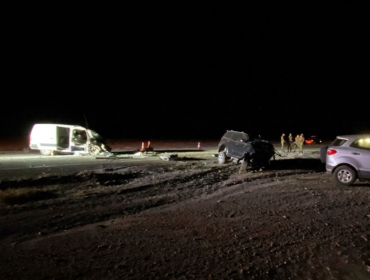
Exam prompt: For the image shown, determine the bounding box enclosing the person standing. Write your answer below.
[288,133,293,145]
[288,133,293,151]
[281,133,286,152]
[299,134,305,153]
[294,134,299,151]
[287,137,292,153]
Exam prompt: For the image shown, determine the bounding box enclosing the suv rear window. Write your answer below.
[331,138,347,147]
[350,138,370,151]
[224,132,249,141]
[236,133,249,142]
[224,132,238,141]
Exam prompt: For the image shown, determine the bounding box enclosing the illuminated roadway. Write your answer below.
[0,145,322,180]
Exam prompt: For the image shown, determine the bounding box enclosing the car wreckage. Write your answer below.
[29,124,111,156]
[217,130,276,172]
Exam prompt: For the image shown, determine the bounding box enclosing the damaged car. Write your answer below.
[217,130,275,171]
[29,123,111,156]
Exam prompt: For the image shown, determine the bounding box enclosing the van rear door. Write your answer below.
[36,125,57,150]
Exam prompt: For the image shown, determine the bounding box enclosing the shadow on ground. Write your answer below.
[269,158,325,172]
[0,190,59,205]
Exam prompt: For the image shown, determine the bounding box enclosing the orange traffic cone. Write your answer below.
[140,142,145,151]
[147,141,151,148]
[197,142,201,149]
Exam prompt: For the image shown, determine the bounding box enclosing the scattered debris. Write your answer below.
[160,153,178,161]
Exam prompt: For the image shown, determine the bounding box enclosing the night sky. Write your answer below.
[3,4,369,141]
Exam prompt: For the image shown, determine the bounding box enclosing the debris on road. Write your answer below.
[95,152,151,160]
[160,153,178,161]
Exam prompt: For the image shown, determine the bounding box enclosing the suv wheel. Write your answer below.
[334,165,357,186]
[239,158,249,174]
[218,151,227,164]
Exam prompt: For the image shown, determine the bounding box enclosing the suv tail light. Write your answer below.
[327,149,337,155]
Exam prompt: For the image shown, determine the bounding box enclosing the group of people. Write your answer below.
[281,133,305,153]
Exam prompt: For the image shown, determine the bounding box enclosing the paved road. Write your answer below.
[0,148,216,180]
[0,145,323,180]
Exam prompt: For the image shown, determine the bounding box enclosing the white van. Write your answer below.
[29,124,107,156]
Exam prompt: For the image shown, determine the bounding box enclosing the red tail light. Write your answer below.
[327,149,337,155]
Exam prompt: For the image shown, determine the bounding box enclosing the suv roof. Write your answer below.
[333,134,370,145]
[336,134,370,139]
[223,130,249,141]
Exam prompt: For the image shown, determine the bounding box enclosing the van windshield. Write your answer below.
[87,130,103,142]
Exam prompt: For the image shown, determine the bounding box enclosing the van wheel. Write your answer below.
[334,165,357,186]
[89,144,101,156]
[40,150,52,156]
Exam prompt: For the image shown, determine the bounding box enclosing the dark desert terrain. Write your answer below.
[0,140,369,279]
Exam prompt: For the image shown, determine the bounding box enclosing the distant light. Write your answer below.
[366,138,370,143]
[360,139,363,143]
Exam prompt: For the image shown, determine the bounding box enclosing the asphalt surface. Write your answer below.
[0,145,322,181]
[0,148,214,180]
[0,146,321,169]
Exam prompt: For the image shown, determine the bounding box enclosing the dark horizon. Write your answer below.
[3,4,369,141]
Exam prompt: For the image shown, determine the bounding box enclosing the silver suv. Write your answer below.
[322,134,370,186]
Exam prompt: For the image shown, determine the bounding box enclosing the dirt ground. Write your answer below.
[0,147,369,279]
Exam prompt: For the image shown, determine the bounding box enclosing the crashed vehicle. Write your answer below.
[218,130,275,170]
[29,123,111,156]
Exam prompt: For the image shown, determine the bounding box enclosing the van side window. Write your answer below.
[73,130,87,145]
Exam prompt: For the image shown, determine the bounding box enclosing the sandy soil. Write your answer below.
[0,148,369,279]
